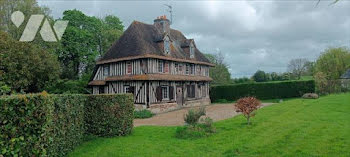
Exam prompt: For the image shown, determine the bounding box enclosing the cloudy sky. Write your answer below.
[38,0,350,78]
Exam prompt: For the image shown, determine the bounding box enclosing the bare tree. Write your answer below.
[287,58,309,80]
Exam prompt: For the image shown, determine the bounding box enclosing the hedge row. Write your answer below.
[85,94,134,137]
[0,93,134,156]
[210,80,315,102]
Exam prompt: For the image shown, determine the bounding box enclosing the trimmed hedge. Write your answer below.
[0,93,134,156]
[85,94,134,137]
[210,80,315,102]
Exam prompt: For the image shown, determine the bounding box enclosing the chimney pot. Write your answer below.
[154,16,170,34]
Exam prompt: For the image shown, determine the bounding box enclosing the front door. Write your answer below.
[176,86,183,106]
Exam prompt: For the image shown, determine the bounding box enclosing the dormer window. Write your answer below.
[164,35,170,54]
[190,42,195,58]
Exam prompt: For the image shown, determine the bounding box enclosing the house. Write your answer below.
[88,16,214,113]
[340,69,350,90]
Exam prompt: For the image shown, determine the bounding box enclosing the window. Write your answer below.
[164,36,170,54]
[127,62,132,74]
[190,64,195,75]
[124,85,130,93]
[164,62,169,73]
[124,85,134,94]
[103,65,109,76]
[190,43,195,58]
[179,64,183,72]
[187,84,195,98]
[205,67,209,76]
[99,86,104,94]
[140,60,147,74]
[175,63,178,74]
[158,60,164,73]
[162,86,169,100]
[185,64,190,75]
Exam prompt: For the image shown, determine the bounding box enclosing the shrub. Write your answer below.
[49,94,86,156]
[0,93,54,156]
[184,107,206,126]
[0,93,134,156]
[235,97,262,125]
[176,117,216,139]
[210,80,315,102]
[85,94,134,137]
[134,109,154,119]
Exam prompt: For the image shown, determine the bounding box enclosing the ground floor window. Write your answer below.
[124,85,135,94]
[99,86,104,94]
[187,84,195,98]
[162,86,169,100]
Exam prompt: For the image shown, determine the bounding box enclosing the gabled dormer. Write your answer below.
[189,41,195,59]
[163,34,171,55]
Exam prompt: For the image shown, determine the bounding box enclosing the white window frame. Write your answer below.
[161,86,169,100]
[124,85,130,93]
[185,64,190,75]
[190,64,195,75]
[190,43,195,58]
[164,35,170,54]
[175,63,178,74]
[158,60,164,73]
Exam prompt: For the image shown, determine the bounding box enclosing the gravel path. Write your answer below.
[134,103,274,127]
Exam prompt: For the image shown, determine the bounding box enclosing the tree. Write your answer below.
[0,31,61,93]
[287,58,309,80]
[313,47,350,94]
[235,97,262,125]
[205,53,231,85]
[57,10,124,79]
[252,70,267,82]
[0,0,51,39]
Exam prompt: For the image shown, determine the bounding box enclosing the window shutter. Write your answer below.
[169,86,174,100]
[156,86,162,101]
[192,85,195,98]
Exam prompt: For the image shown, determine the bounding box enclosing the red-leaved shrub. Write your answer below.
[235,97,262,125]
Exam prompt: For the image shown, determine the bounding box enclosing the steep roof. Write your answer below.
[341,69,350,79]
[98,21,212,65]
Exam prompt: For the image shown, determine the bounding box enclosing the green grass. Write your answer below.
[134,109,154,119]
[69,93,350,157]
[300,75,314,80]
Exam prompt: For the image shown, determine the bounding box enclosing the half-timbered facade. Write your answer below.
[89,16,214,113]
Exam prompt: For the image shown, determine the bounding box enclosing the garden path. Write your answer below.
[134,103,274,127]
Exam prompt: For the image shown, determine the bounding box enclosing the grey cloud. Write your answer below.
[38,0,350,78]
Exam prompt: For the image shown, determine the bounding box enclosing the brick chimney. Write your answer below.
[154,15,170,34]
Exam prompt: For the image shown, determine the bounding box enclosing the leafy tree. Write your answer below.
[57,9,123,79]
[205,53,231,85]
[232,77,254,84]
[252,70,267,82]
[235,97,262,125]
[313,47,350,94]
[0,0,51,39]
[287,58,309,80]
[0,31,60,93]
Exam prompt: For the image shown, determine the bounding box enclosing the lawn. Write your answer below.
[69,93,350,157]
